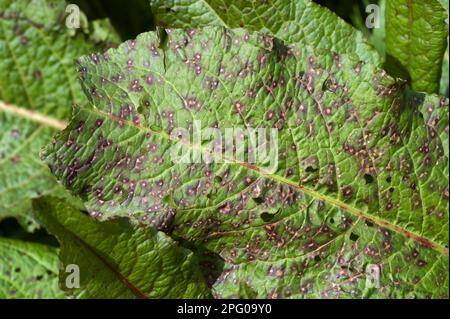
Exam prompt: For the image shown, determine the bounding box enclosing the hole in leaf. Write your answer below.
[363,174,374,184]
[260,212,274,222]
[350,232,359,241]
[260,208,281,222]
[329,218,335,224]
[14,268,21,273]
[389,187,394,193]
[252,197,264,204]
[386,176,392,183]
[314,255,321,262]
[206,189,217,199]
[214,176,222,184]
[365,220,374,227]
[305,166,318,173]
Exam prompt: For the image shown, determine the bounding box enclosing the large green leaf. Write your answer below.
[438,0,449,97]
[0,0,118,230]
[385,0,448,94]
[33,196,211,298]
[0,237,64,298]
[43,27,449,298]
[150,0,380,64]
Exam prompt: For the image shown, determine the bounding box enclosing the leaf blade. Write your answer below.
[33,196,212,299]
[0,237,64,298]
[43,27,449,298]
[150,0,380,63]
[385,0,448,93]
[0,0,118,229]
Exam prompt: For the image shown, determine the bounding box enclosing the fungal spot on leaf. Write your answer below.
[416,260,427,267]
[130,79,143,92]
[342,185,353,198]
[95,119,103,128]
[385,201,394,210]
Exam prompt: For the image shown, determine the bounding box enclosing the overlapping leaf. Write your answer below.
[0,0,118,230]
[385,0,448,94]
[150,0,380,64]
[33,196,211,298]
[0,237,64,298]
[43,26,449,298]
